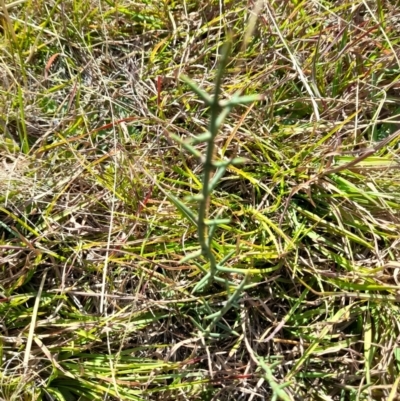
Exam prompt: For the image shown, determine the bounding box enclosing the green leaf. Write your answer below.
[170,134,203,159]
[180,75,213,105]
[180,249,202,263]
[166,192,198,227]
[221,94,263,107]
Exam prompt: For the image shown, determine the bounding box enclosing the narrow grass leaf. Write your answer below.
[286,303,355,380]
[364,310,372,387]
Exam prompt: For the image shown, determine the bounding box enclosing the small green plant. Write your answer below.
[165,40,296,400]
[166,40,262,332]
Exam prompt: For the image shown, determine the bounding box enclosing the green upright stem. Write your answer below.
[197,101,220,282]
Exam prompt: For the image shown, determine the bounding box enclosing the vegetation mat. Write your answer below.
[1,0,400,400]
